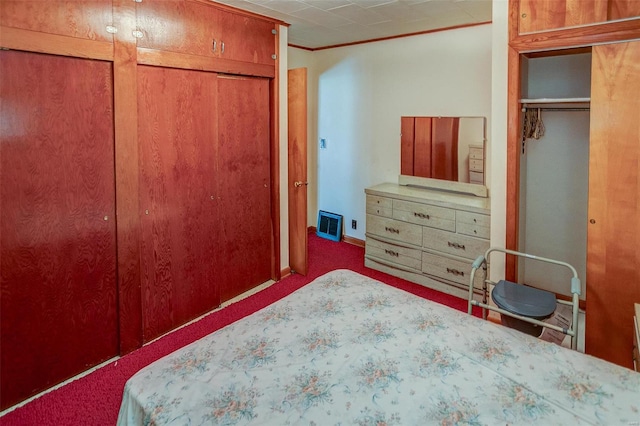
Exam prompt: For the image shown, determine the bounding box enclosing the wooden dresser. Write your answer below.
[365,183,490,299]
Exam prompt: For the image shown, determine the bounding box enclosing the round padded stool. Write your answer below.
[491,280,557,337]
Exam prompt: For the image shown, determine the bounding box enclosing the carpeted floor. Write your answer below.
[1,233,479,425]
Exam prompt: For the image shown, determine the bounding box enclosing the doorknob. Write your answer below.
[294,181,308,187]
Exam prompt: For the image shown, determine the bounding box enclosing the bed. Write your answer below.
[117,269,640,425]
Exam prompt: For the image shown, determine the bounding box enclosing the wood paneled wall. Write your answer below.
[0,0,284,409]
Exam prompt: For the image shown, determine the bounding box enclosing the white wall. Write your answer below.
[278,25,289,272]
[289,23,493,241]
[489,0,508,282]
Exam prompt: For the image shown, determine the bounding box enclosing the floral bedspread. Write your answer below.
[117,269,640,425]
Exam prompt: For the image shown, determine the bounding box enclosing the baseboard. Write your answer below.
[343,235,365,247]
[280,266,291,279]
[307,226,364,247]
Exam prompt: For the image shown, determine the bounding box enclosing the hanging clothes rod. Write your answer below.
[521,107,590,112]
[520,98,590,112]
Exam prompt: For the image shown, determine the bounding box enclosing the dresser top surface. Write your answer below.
[366,183,491,213]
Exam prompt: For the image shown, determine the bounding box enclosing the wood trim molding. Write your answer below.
[280,266,292,279]
[289,21,491,51]
[505,46,521,282]
[112,0,142,354]
[270,27,281,282]
[0,26,113,61]
[343,235,365,248]
[510,17,640,53]
[190,0,289,26]
[308,226,365,248]
[136,48,276,78]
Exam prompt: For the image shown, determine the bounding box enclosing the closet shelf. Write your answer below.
[521,97,590,110]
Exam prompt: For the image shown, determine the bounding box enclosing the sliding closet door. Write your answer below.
[218,76,272,302]
[138,65,219,342]
[586,40,640,368]
[0,51,118,409]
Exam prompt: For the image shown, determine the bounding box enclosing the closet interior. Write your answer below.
[518,50,591,301]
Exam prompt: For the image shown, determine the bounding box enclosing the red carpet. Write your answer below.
[1,233,480,425]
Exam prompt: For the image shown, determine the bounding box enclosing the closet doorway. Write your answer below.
[288,68,308,275]
[517,52,591,300]
[509,42,640,368]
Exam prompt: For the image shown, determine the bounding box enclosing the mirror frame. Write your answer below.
[398,174,488,197]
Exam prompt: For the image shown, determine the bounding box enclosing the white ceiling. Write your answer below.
[214,0,492,49]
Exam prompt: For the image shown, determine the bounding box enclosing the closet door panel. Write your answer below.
[0,0,113,42]
[217,10,276,65]
[587,40,640,368]
[0,51,117,409]
[136,0,219,58]
[518,0,608,33]
[608,0,640,20]
[218,76,272,302]
[138,65,219,342]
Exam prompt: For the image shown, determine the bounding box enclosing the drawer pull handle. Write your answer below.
[448,242,466,250]
[414,212,430,219]
[384,249,399,257]
[446,268,465,277]
[473,218,477,223]
[384,226,400,234]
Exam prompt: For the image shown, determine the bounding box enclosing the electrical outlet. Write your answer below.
[351,219,357,229]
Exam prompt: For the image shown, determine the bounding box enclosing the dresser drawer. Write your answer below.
[422,251,485,287]
[367,195,392,217]
[366,237,421,271]
[457,222,489,239]
[366,214,422,246]
[469,159,484,172]
[469,146,484,160]
[392,199,455,232]
[423,226,490,260]
[469,171,484,184]
[456,211,490,239]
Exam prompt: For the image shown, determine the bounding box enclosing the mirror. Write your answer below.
[400,116,486,185]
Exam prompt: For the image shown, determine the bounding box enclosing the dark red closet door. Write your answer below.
[0,50,118,410]
[217,76,272,302]
[138,65,219,342]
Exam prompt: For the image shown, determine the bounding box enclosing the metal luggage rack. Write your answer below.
[467,247,581,350]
